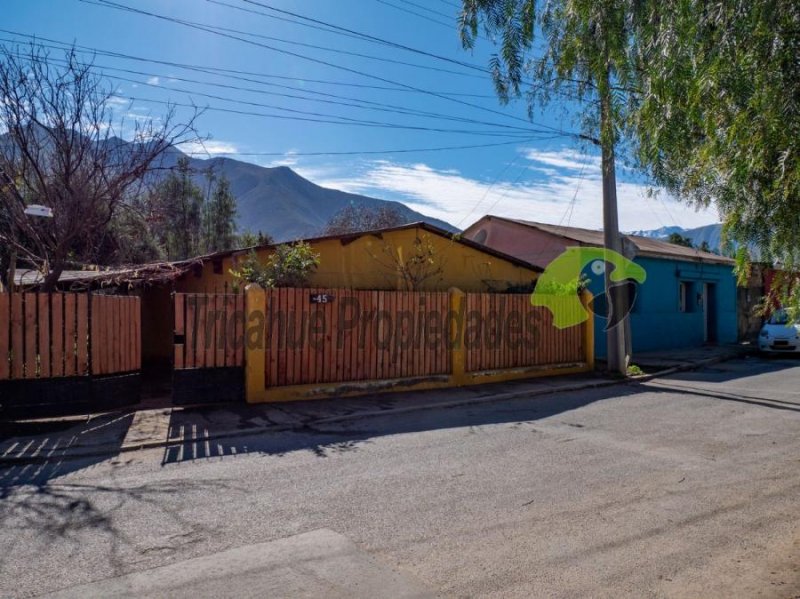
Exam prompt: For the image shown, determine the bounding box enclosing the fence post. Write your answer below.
[244,284,266,403]
[448,287,467,385]
[580,289,595,370]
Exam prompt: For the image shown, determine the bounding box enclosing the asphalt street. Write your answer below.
[1,356,799,598]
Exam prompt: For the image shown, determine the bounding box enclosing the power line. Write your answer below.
[453,152,523,229]
[235,0,487,73]
[395,0,458,21]
[0,28,497,98]
[373,0,454,29]
[121,77,547,136]
[5,32,577,143]
[83,0,583,141]
[150,10,486,79]
[205,0,593,133]
[125,94,555,138]
[182,137,544,157]
[21,47,549,134]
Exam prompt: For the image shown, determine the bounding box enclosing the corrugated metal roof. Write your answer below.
[13,262,192,288]
[200,221,543,272]
[491,217,734,265]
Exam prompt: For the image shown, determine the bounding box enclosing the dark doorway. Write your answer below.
[703,283,718,343]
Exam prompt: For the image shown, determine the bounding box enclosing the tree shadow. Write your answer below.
[0,475,243,587]
[160,383,636,465]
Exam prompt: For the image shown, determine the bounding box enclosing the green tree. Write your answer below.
[237,230,273,248]
[150,157,204,260]
[667,233,694,248]
[108,199,165,264]
[460,0,800,311]
[460,0,641,373]
[203,174,238,253]
[634,1,799,276]
[230,241,320,288]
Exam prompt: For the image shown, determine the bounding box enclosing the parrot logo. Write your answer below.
[531,247,646,330]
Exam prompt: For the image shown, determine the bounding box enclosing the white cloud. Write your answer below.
[523,148,599,171]
[306,149,719,232]
[107,95,129,107]
[259,149,299,168]
[146,76,160,86]
[181,140,239,157]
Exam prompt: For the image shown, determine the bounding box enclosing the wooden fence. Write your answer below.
[174,293,245,369]
[264,288,451,387]
[0,292,140,380]
[464,293,584,372]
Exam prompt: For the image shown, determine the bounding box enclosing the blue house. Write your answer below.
[463,216,738,357]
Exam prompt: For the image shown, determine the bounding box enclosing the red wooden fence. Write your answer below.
[464,293,584,372]
[0,293,140,380]
[264,288,451,387]
[174,293,245,369]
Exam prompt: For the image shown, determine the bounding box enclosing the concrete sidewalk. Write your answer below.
[0,344,749,465]
[43,529,433,599]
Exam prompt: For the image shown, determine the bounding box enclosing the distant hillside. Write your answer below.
[628,222,760,258]
[1,132,457,242]
[155,147,457,242]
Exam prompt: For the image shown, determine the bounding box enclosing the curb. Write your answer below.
[0,352,744,466]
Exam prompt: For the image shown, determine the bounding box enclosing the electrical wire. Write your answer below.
[124,94,559,138]
[373,0,454,29]
[181,137,542,157]
[22,48,553,134]
[0,28,497,98]
[80,0,582,139]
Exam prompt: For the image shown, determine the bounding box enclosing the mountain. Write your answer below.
[628,222,760,258]
[156,147,457,241]
[628,223,726,250]
[627,225,685,239]
[629,223,725,249]
[0,131,457,242]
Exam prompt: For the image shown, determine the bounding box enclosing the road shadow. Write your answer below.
[654,356,800,387]
[629,356,800,413]
[160,383,641,465]
[0,412,134,491]
[647,383,800,413]
[0,475,241,585]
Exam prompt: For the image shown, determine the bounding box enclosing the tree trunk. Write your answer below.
[40,262,64,292]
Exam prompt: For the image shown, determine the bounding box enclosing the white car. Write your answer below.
[759,309,800,354]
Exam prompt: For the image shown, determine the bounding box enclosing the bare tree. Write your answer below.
[369,233,445,291]
[322,203,406,236]
[0,43,199,291]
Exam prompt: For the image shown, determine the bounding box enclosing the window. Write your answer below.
[679,281,695,313]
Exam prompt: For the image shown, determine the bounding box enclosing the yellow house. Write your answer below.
[174,222,541,294]
[131,223,541,372]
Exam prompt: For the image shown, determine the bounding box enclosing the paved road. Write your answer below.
[1,357,799,598]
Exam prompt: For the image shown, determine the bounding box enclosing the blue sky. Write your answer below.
[5,0,719,232]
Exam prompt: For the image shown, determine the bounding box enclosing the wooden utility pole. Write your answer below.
[600,66,629,375]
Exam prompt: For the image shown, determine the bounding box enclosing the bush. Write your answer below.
[230,241,319,288]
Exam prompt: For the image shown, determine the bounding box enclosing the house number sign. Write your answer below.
[310,293,335,304]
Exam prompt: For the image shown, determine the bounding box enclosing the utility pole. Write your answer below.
[600,65,629,375]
